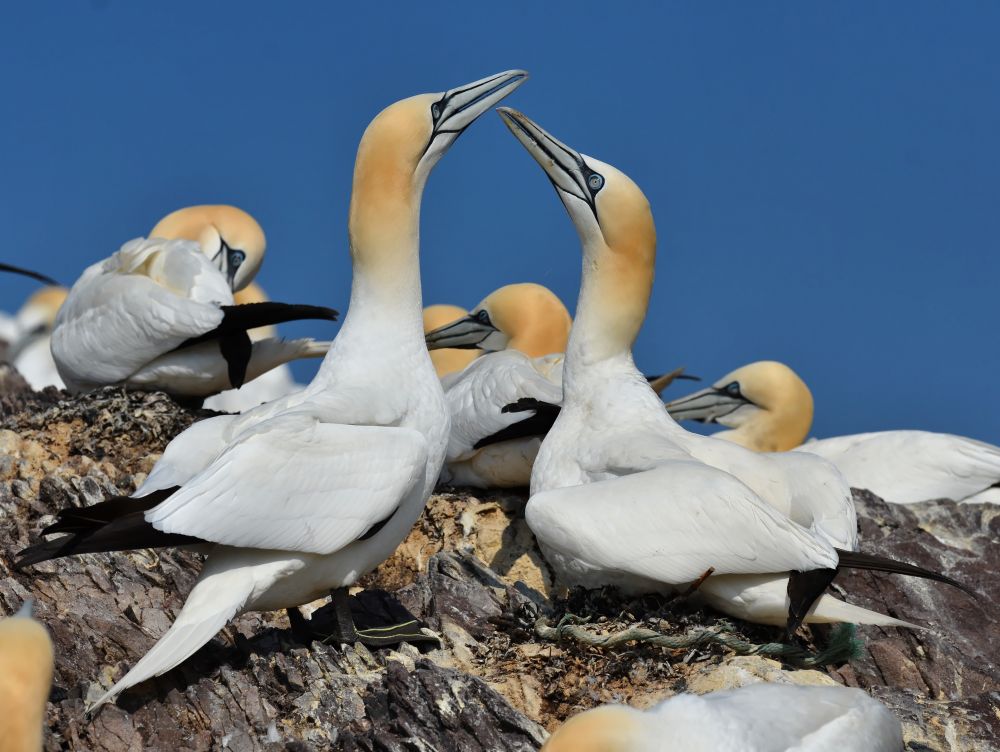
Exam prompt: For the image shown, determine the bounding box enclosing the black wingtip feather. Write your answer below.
[835,548,980,600]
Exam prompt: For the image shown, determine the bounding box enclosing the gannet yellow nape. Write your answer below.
[498,107,976,635]
[541,684,903,752]
[17,68,527,711]
[424,282,571,357]
[664,360,814,451]
[0,601,54,752]
[666,360,1000,504]
[150,205,266,291]
[423,303,478,378]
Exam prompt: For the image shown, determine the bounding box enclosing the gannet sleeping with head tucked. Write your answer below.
[203,282,310,412]
[541,683,903,752]
[6,286,68,390]
[17,68,527,711]
[498,107,973,632]
[425,283,692,488]
[51,204,337,399]
[666,360,1000,504]
[0,602,54,752]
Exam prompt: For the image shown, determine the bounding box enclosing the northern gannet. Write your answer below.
[423,304,478,378]
[426,283,695,488]
[17,68,527,710]
[6,286,68,390]
[498,107,970,632]
[541,683,903,752]
[51,205,338,399]
[203,282,316,412]
[425,283,571,487]
[0,602,54,752]
[666,360,1000,504]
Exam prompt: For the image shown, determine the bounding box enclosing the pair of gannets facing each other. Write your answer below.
[0,602,54,752]
[50,205,337,399]
[425,283,571,487]
[203,282,307,412]
[16,69,528,710]
[541,684,903,752]
[666,361,1000,505]
[497,107,972,633]
[3,286,68,390]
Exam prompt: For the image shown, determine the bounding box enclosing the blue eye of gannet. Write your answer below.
[588,173,604,191]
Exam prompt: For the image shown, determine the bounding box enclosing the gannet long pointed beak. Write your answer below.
[664,385,751,424]
[496,107,600,213]
[424,312,501,350]
[434,70,528,134]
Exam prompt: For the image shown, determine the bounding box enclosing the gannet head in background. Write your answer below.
[150,205,266,292]
[423,304,478,377]
[541,705,650,752]
[15,286,68,335]
[497,108,655,367]
[664,360,815,451]
[424,282,572,356]
[0,601,54,751]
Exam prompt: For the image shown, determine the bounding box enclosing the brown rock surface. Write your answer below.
[2,385,998,750]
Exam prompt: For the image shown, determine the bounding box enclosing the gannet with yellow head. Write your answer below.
[7,286,68,390]
[425,282,572,357]
[0,602,54,752]
[50,205,337,398]
[150,204,266,292]
[500,107,972,632]
[541,684,903,752]
[18,69,528,710]
[667,360,1000,504]
[422,283,571,488]
[425,281,692,488]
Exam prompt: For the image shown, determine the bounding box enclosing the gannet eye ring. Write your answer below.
[431,102,442,121]
[725,382,741,398]
[476,310,491,324]
[229,249,246,268]
[588,174,605,191]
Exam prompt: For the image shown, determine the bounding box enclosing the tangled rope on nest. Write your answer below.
[534,614,862,668]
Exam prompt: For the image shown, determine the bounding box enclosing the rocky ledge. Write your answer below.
[0,375,997,750]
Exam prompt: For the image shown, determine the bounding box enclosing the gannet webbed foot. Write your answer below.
[290,588,441,650]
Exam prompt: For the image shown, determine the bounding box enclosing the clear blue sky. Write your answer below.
[2,2,997,443]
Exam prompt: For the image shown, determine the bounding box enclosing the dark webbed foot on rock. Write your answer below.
[288,587,441,651]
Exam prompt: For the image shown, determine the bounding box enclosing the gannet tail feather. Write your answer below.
[87,566,254,712]
[786,567,838,637]
[14,486,200,568]
[473,398,562,449]
[834,548,978,599]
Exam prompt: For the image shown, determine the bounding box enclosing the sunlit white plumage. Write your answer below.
[424,283,570,487]
[665,361,1000,504]
[19,70,527,710]
[541,683,903,752]
[499,107,911,630]
[51,206,332,397]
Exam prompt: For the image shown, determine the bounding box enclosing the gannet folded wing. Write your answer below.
[145,413,428,554]
[797,430,1000,503]
[527,462,838,586]
[444,350,563,459]
[53,238,230,386]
